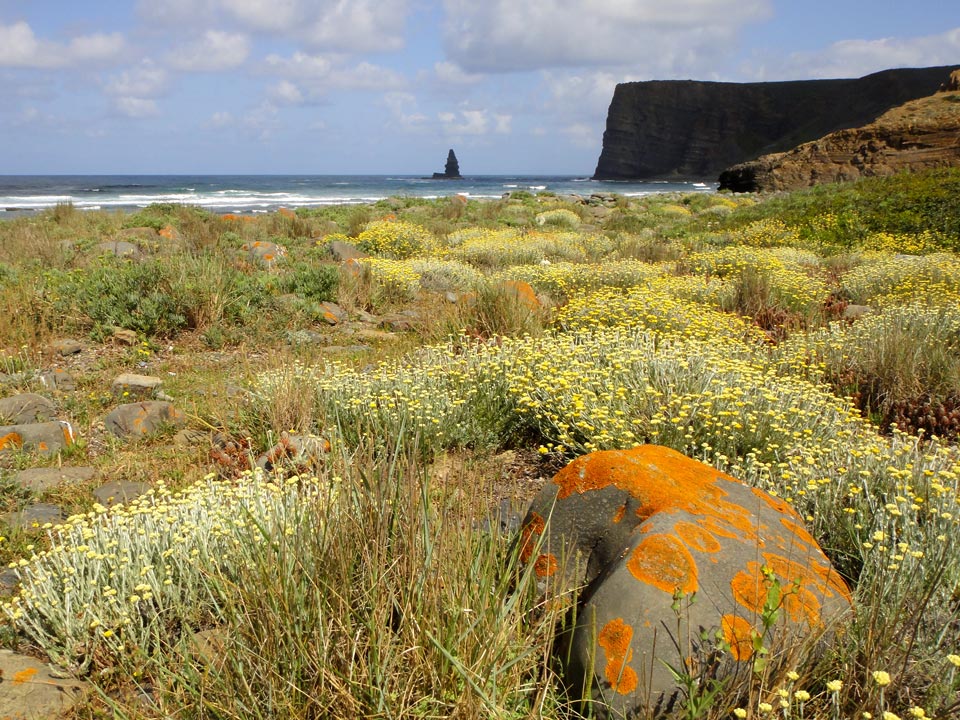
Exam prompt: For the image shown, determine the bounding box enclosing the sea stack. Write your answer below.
[432,149,462,179]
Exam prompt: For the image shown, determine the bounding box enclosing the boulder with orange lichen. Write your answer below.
[519,445,851,718]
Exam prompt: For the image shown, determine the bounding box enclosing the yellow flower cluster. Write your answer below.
[863,230,946,255]
[496,260,666,300]
[445,228,594,268]
[726,218,801,247]
[841,252,960,306]
[356,219,435,258]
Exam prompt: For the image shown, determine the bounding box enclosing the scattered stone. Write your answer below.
[519,445,852,718]
[378,310,420,332]
[286,329,328,346]
[118,227,160,243]
[0,568,20,594]
[2,502,65,530]
[93,480,151,507]
[38,368,76,392]
[328,239,368,262]
[256,432,331,472]
[0,393,56,425]
[173,428,210,447]
[112,373,163,399]
[103,401,185,439]
[0,648,88,719]
[111,328,139,345]
[320,345,372,355]
[241,240,286,267]
[0,421,74,455]
[842,304,874,321]
[50,339,83,356]
[317,301,349,325]
[354,328,396,342]
[13,466,97,493]
[96,240,141,258]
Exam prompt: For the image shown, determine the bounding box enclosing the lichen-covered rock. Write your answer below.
[519,445,852,718]
[0,648,87,719]
[0,421,74,454]
[96,240,141,258]
[0,393,56,425]
[13,466,97,493]
[112,373,163,398]
[103,401,185,438]
[39,368,76,392]
[241,240,287,267]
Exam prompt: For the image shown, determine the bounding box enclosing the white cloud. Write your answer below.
[263,52,406,94]
[442,0,770,73]
[0,21,125,68]
[207,111,235,128]
[748,27,960,80]
[114,97,159,118]
[439,108,511,136]
[270,79,304,105]
[168,30,250,72]
[105,61,169,98]
[430,61,483,86]
[144,0,410,53]
[241,100,280,139]
[561,122,601,149]
[383,91,427,130]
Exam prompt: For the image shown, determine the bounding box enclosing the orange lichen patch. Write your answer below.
[763,552,851,604]
[519,512,546,564]
[612,503,626,524]
[38,441,49,452]
[674,521,721,553]
[159,224,177,240]
[278,207,295,219]
[627,533,698,595]
[721,614,756,661]
[598,618,639,695]
[534,553,558,578]
[61,423,75,445]
[0,431,23,451]
[779,516,819,551]
[552,447,760,544]
[751,486,800,519]
[263,253,275,262]
[781,584,823,627]
[730,561,772,614]
[12,667,38,684]
[502,279,540,310]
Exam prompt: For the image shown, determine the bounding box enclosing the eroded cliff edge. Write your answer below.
[717,70,960,193]
[592,66,956,181]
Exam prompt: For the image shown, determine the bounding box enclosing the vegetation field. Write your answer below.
[1,169,959,719]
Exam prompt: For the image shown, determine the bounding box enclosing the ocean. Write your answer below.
[0,175,714,215]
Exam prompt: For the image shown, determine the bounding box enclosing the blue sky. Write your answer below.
[1,1,957,175]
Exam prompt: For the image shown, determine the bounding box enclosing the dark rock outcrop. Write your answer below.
[432,149,462,179]
[718,71,960,192]
[593,66,956,180]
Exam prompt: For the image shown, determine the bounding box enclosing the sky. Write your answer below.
[0,1,957,175]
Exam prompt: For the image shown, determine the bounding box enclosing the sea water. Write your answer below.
[0,175,714,215]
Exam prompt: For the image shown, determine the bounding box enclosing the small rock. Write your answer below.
[103,401,185,439]
[320,345,372,355]
[93,480,151,507]
[96,240,141,258]
[286,329,328,346]
[256,432,331,472]
[13,466,97,493]
[0,649,87,719]
[50,339,83,356]
[317,301,348,325]
[842,304,874,320]
[0,393,56,425]
[241,240,286,267]
[328,240,368,262]
[0,568,20,594]
[38,368,76,392]
[2,502,65,530]
[111,328,139,345]
[173,428,210,447]
[112,373,162,398]
[354,328,396,342]
[0,421,74,455]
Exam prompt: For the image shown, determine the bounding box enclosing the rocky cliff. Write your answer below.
[593,66,956,181]
[718,70,960,192]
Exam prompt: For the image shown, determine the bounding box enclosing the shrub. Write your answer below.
[534,208,581,229]
[274,263,339,302]
[356,219,434,258]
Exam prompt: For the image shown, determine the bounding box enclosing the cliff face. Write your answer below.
[593,66,956,180]
[717,70,960,193]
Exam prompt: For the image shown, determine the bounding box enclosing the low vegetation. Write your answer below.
[1,169,960,719]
